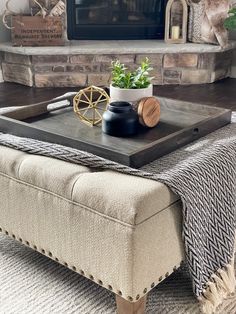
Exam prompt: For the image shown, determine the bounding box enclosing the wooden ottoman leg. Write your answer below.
[116,295,147,314]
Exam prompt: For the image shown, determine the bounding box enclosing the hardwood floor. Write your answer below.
[0,83,75,108]
[0,79,235,109]
[154,78,236,110]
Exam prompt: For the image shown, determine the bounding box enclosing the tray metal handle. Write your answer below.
[1,94,75,121]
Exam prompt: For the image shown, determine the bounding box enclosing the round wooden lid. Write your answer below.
[137,97,161,128]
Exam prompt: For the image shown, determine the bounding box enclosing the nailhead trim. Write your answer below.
[0,227,182,302]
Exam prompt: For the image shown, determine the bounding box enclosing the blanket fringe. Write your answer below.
[198,257,236,314]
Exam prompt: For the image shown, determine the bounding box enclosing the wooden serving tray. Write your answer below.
[0,95,231,168]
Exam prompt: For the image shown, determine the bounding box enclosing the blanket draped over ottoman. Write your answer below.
[0,122,236,314]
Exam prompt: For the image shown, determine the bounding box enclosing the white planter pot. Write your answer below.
[110,84,153,104]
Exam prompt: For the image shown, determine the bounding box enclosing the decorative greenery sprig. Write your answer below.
[224,8,236,30]
[111,58,153,89]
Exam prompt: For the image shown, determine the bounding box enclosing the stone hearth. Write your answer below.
[0,40,235,87]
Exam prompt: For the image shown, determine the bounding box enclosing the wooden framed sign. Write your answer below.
[11,15,65,46]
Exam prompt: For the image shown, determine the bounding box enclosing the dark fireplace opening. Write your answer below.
[67,0,166,40]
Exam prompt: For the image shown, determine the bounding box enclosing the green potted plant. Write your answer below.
[110,58,153,103]
[224,7,236,30]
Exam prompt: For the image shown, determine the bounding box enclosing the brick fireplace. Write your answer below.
[0,40,235,87]
[0,0,235,88]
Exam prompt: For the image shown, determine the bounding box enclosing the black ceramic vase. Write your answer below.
[102,101,139,137]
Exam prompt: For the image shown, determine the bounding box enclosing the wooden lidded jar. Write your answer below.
[137,97,161,128]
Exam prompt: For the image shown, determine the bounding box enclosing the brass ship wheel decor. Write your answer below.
[73,86,110,127]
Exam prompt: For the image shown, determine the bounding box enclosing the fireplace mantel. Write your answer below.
[0,40,235,87]
[0,40,235,55]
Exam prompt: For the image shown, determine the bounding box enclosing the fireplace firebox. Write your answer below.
[67,0,166,40]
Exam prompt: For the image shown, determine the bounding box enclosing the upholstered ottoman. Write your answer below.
[0,145,184,313]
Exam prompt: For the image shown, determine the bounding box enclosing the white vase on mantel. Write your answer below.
[109,84,153,104]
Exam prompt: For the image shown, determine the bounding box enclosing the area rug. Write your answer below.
[0,234,235,314]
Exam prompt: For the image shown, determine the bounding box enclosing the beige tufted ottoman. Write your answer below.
[0,145,184,313]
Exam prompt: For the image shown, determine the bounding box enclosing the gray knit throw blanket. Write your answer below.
[0,122,236,314]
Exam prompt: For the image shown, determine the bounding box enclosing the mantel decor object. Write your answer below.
[73,86,110,127]
[165,0,188,44]
[2,0,65,46]
[188,0,230,48]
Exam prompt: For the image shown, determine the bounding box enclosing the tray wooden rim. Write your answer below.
[0,97,232,168]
